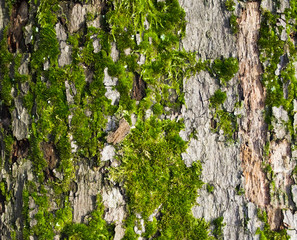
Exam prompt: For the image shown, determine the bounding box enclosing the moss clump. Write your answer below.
[224,0,238,34]
[209,89,227,108]
[0,27,14,106]
[0,27,28,167]
[235,185,245,195]
[0,180,11,202]
[230,14,239,34]
[214,110,238,141]
[209,89,238,142]
[22,182,75,240]
[256,209,290,240]
[208,57,239,142]
[30,0,60,70]
[210,57,239,85]
[110,117,212,239]
[225,0,235,11]
[106,0,207,119]
[258,7,297,168]
[22,187,30,239]
[212,216,225,240]
[0,0,231,238]
[206,183,214,193]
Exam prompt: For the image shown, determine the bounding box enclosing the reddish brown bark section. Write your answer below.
[107,118,130,144]
[238,0,272,224]
[238,2,294,230]
[238,1,268,207]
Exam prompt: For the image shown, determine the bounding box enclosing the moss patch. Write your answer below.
[0,0,241,238]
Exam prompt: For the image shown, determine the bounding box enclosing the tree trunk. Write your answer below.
[0,0,296,239]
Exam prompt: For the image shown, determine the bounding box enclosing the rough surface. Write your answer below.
[291,185,297,206]
[1,0,297,239]
[238,2,269,209]
[70,164,102,223]
[104,68,120,105]
[272,106,289,139]
[7,1,28,52]
[12,97,30,141]
[0,161,33,240]
[179,0,237,60]
[179,0,251,238]
[283,210,297,238]
[102,186,126,238]
[107,119,130,145]
[69,4,86,33]
[101,145,116,162]
[102,185,126,239]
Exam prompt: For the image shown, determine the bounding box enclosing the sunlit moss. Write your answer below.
[225,0,235,11]
[61,195,114,239]
[0,0,239,238]
[110,117,212,239]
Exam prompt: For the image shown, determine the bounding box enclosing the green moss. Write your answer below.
[258,7,297,184]
[212,216,225,240]
[21,182,76,240]
[11,231,17,240]
[209,90,238,142]
[256,209,290,240]
[0,180,11,202]
[152,102,163,115]
[209,89,227,108]
[110,117,212,239]
[235,185,245,196]
[105,0,205,120]
[86,12,95,22]
[0,0,232,238]
[30,187,55,239]
[22,188,30,239]
[142,217,158,238]
[214,110,238,141]
[225,0,235,11]
[3,134,14,161]
[4,0,15,11]
[210,57,239,85]
[0,27,14,106]
[206,183,214,193]
[230,14,239,34]
[264,141,270,159]
[31,4,60,70]
[61,195,114,239]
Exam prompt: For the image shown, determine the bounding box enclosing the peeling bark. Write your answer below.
[238,2,294,231]
[238,1,269,208]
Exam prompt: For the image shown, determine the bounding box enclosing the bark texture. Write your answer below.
[1,0,297,239]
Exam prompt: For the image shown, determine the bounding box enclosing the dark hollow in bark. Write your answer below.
[131,73,146,101]
[11,139,29,163]
[7,0,29,53]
